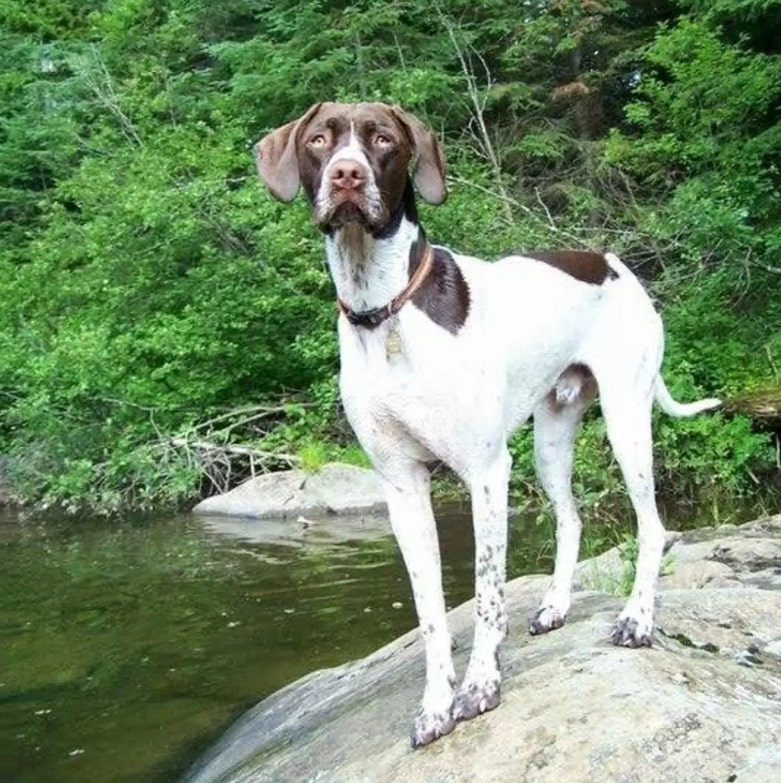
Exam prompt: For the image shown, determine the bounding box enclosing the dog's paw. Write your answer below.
[529,605,565,635]
[451,680,501,723]
[611,615,653,647]
[410,708,456,748]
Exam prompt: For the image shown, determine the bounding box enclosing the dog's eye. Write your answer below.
[373,133,393,147]
[308,134,328,148]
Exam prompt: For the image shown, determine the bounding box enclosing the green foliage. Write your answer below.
[0,0,777,515]
[616,534,640,598]
[578,533,677,598]
[606,15,781,263]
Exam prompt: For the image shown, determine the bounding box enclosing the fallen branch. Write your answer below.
[163,435,301,495]
[722,389,781,429]
[167,436,300,465]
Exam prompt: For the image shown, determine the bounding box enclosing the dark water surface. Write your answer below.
[0,499,756,783]
[1,505,544,783]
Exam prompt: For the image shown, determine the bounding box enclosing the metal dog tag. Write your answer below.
[386,328,402,359]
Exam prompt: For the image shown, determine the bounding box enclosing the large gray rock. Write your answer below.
[577,514,781,594]
[184,515,781,783]
[191,463,387,518]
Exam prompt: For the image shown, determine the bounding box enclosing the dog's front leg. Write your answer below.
[453,448,511,722]
[380,462,457,747]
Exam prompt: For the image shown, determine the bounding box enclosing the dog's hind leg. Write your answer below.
[452,447,511,723]
[600,382,665,646]
[529,372,596,635]
[379,460,457,747]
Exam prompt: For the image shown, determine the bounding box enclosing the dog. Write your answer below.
[254,102,721,747]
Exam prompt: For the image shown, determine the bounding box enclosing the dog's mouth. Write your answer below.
[328,200,371,228]
[316,191,386,233]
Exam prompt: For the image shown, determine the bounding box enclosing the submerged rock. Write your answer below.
[191,463,387,519]
[183,515,781,783]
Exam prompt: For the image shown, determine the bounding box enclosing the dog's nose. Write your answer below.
[330,158,367,191]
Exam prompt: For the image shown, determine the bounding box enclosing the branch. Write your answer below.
[439,12,514,225]
[75,46,142,147]
[167,436,300,466]
[448,174,586,248]
[748,259,781,276]
[534,187,557,231]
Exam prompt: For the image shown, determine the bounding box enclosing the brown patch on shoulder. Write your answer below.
[410,245,470,334]
[524,250,619,285]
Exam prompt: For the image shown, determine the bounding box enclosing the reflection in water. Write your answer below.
[0,497,739,783]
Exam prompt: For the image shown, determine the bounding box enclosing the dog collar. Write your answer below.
[337,244,435,329]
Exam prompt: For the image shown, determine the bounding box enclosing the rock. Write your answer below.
[191,463,387,519]
[183,515,781,783]
[576,516,781,594]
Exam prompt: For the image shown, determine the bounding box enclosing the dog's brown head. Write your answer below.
[255,102,446,233]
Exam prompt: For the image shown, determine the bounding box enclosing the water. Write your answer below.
[0,497,759,783]
[0,504,555,783]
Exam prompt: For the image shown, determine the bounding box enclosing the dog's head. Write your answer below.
[255,102,446,233]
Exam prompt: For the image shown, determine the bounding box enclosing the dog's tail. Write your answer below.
[654,376,721,417]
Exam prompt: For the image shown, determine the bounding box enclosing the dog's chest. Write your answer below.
[337,310,511,464]
[339,315,457,404]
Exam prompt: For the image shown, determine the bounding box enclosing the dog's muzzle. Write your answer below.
[317,155,384,230]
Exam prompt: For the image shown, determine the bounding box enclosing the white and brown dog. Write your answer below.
[255,103,720,747]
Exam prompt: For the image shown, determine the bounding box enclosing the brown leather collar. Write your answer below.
[338,243,435,329]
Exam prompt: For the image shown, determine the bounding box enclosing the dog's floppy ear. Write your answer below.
[391,106,447,205]
[254,103,322,202]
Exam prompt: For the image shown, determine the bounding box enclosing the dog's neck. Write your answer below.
[324,218,424,313]
[323,183,428,315]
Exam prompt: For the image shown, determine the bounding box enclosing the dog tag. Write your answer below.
[386,328,402,359]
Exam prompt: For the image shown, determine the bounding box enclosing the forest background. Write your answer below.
[1,0,780,517]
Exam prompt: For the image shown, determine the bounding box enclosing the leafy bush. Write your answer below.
[0,0,777,515]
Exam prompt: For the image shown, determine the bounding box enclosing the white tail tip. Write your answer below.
[655,377,721,418]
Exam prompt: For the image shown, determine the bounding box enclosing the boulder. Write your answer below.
[183,515,781,783]
[191,463,387,519]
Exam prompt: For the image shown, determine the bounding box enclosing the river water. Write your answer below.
[0,500,755,782]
